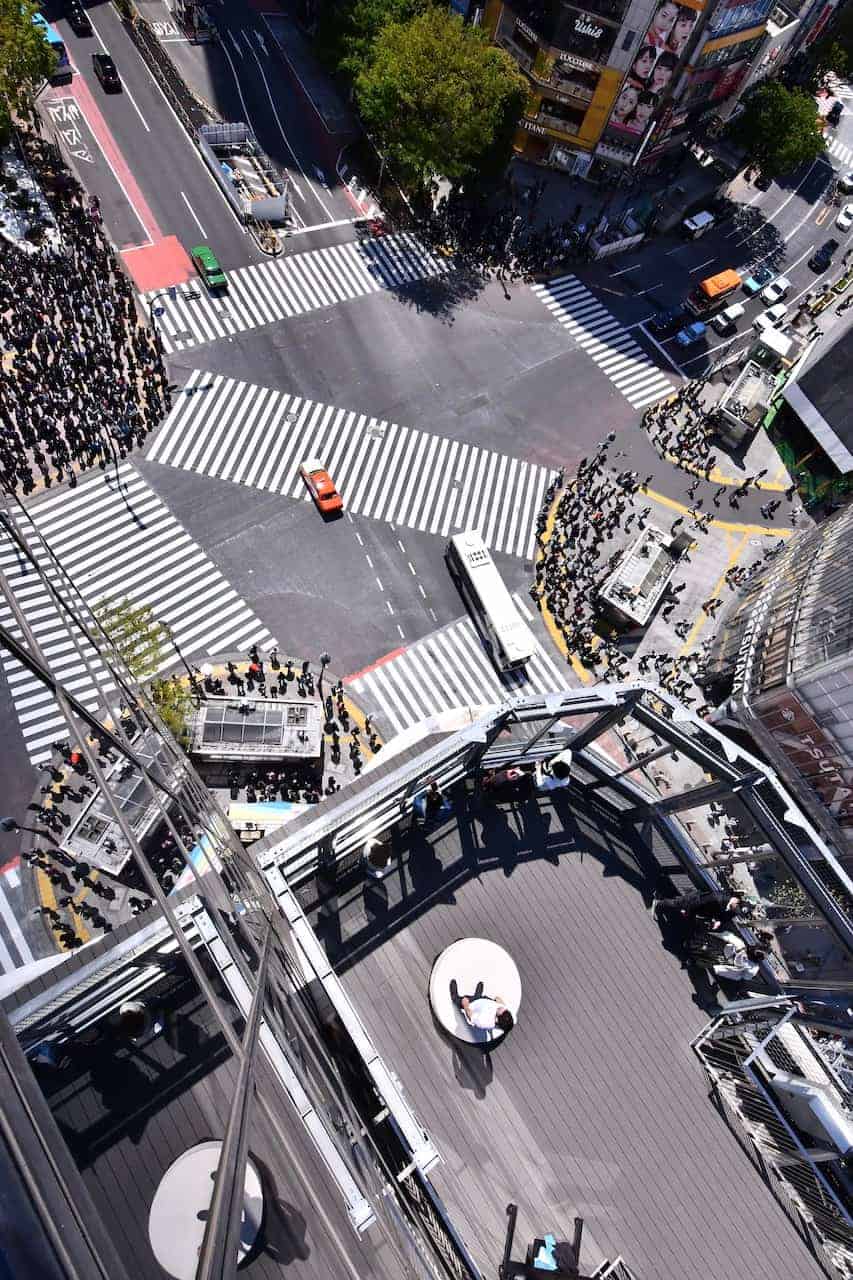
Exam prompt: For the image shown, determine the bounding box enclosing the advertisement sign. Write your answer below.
[758,690,853,828]
[608,1,699,135]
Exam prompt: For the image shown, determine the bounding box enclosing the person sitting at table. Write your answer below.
[450,980,514,1032]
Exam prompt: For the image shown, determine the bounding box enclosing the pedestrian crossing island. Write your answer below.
[148,372,556,560]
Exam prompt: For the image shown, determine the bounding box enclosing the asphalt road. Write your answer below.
[5,38,853,964]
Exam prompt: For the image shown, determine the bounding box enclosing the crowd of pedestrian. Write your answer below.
[0,137,170,497]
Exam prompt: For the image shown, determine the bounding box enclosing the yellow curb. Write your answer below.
[536,492,593,685]
[678,531,749,658]
[658,449,788,492]
[644,486,793,537]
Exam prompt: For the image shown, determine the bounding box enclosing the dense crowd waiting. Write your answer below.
[529,397,791,704]
[0,138,170,497]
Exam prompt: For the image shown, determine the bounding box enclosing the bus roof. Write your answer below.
[699,269,741,299]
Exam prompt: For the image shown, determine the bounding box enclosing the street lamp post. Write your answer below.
[0,816,58,847]
[160,620,204,700]
[318,652,331,699]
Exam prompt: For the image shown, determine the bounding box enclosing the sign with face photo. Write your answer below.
[608,0,699,135]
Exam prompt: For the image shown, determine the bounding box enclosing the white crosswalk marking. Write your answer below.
[828,136,853,168]
[147,373,555,559]
[531,274,675,408]
[349,601,566,734]
[0,463,275,764]
[0,863,34,974]
[144,233,450,353]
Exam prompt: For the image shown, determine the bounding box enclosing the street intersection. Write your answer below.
[2,0,853,973]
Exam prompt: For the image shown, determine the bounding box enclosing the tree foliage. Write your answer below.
[151,676,193,745]
[94,596,165,682]
[354,11,527,187]
[732,82,826,178]
[0,0,56,142]
[316,0,434,78]
[810,38,848,89]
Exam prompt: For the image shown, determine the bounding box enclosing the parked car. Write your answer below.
[190,245,228,292]
[62,0,92,36]
[838,173,853,194]
[753,302,788,333]
[646,307,687,339]
[837,203,853,232]
[675,321,707,348]
[809,239,840,272]
[300,459,343,515]
[711,302,745,334]
[92,52,120,91]
[761,275,791,304]
[742,265,775,295]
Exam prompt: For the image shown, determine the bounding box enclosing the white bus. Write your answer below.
[445,530,536,673]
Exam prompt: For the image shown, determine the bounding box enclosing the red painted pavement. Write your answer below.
[122,235,194,291]
[43,75,162,245]
[0,856,21,876]
[344,647,407,682]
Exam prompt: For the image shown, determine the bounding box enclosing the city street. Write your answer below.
[3,16,853,972]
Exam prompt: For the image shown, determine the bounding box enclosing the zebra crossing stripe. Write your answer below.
[531,274,675,409]
[828,137,853,167]
[0,463,275,763]
[143,233,449,353]
[349,604,566,735]
[147,374,555,559]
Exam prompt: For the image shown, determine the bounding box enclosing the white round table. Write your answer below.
[429,937,521,1046]
[148,1141,264,1279]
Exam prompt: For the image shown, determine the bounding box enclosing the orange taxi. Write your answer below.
[300,458,343,514]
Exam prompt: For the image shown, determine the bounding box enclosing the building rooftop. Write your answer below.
[314,779,830,1280]
[783,319,853,473]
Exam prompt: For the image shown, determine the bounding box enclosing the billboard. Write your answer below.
[608,1,701,135]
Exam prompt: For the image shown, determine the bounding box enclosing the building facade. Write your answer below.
[484,0,838,170]
[706,503,853,859]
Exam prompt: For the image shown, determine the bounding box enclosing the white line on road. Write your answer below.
[375,577,384,592]
[247,44,336,221]
[689,257,717,274]
[0,886,33,965]
[180,190,207,237]
[386,600,394,615]
[418,584,427,598]
[611,262,642,275]
[365,554,373,568]
[397,625,405,639]
[735,156,826,245]
[408,561,417,575]
[91,16,151,131]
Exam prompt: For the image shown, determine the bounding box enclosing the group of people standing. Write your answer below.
[0,137,169,498]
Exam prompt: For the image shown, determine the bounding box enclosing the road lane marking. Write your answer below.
[180,190,207,237]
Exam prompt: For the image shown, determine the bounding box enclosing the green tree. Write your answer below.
[810,38,848,89]
[0,0,56,142]
[94,596,165,681]
[732,82,826,178]
[355,11,527,188]
[316,0,434,78]
[151,676,193,745]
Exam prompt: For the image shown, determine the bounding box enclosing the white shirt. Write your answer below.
[465,998,499,1029]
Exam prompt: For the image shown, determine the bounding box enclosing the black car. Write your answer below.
[828,100,844,126]
[92,52,120,91]
[63,1,92,36]
[646,307,687,339]
[809,238,840,272]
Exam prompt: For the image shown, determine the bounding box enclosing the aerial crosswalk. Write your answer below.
[0,859,34,975]
[0,464,275,763]
[349,601,567,735]
[828,136,853,170]
[144,233,450,353]
[531,274,675,409]
[147,371,555,559]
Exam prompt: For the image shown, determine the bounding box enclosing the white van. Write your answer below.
[712,302,745,333]
[681,210,716,239]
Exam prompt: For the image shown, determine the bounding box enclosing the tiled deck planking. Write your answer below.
[327,789,828,1280]
[39,971,390,1279]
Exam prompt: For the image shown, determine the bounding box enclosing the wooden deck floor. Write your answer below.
[38,966,391,1280]
[328,788,829,1280]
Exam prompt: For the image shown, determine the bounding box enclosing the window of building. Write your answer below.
[537,96,588,133]
[512,22,539,60]
[700,35,763,66]
[621,28,637,50]
[551,63,601,98]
